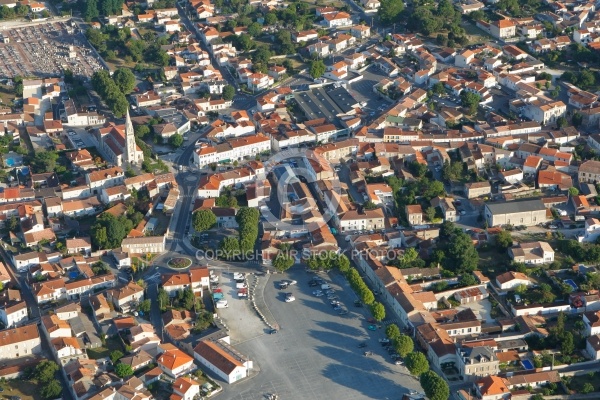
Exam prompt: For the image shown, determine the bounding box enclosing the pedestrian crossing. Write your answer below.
[381,319,402,327]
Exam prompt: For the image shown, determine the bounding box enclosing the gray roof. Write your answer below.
[461,345,497,362]
[485,199,545,215]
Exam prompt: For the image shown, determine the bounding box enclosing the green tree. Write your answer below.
[432,82,445,96]
[30,150,58,173]
[219,236,241,259]
[158,288,169,312]
[273,252,294,272]
[370,301,385,321]
[192,209,217,232]
[40,379,62,400]
[115,363,134,378]
[138,299,151,313]
[309,59,326,78]
[169,133,184,148]
[110,350,124,363]
[425,207,436,222]
[265,12,277,25]
[394,334,414,357]
[91,213,133,249]
[420,371,450,400]
[378,0,404,25]
[398,247,418,269]
[405,352,429,376]
[561,331,574,355]
[34,360,59,383]
[443,230,479,273]
[134,124,150,138]
[182,287,195,310]
[84,0,99,21]
[247,22,262,37]
[222,85,235,101]
[568,187,579,197]
[335,254,350,273]
[113,68,136,94]
[386,324,401,340]
[460,91,480,115]
[496,230,513,250]
[581,382,594,394]
[572,112,583,128]
[459,274,477,287]
[556,116,568,128]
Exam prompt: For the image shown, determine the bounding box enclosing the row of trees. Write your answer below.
[192,209,217,232]
[385,324,448,400]
[84,0,125,21]
[91,69,132,117]
[218,207,260,259]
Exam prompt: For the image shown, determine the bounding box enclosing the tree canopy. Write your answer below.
[113,68,136,94]
[193,209,216,232]
[273,252,294,272]
[420,371,450,400]
[115,363,134,378]
[169,133,184,148]
[309,60,326,79]
[222,85,235,101]
[91,213,134,250]
[460,91,480,115]
[405,352,430,376]
[378,0,404,25]
[370,301,386,321]
[394,334,414,358]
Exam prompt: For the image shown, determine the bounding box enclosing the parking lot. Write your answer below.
[349,65,391,111]
[219,267,422,400]
[0,22,103,79]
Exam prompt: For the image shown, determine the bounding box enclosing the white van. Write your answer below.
[321,284,331,290]
[216,300,229,309]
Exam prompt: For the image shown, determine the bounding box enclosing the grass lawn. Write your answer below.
[0,379,43,400]
[461,20,495,44]
[0,84,16,105]
[87,337,124,359]
[477,249,511,279]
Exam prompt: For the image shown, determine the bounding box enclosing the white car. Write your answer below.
[460,210,466,215]
[285,295,295,302]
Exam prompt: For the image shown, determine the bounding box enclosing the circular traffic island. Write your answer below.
[168,257,192,269]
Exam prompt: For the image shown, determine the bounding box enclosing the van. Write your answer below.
[321,284,331,290]
[216,300,228,309]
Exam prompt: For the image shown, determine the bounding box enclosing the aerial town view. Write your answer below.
[2,0,600,399]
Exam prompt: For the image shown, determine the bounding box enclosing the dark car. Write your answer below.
[308,281,318,287]
[354,300,363,307]
[279,282,289,289]
[269,328,278,334]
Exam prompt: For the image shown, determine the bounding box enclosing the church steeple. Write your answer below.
[124,109,136,164]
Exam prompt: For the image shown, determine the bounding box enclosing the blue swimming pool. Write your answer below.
[521,359,534,370]
[564,279,578,291]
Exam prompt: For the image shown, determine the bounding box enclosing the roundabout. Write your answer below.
[167,257,192,269]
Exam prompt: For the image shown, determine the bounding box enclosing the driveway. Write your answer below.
[218,267,422,400]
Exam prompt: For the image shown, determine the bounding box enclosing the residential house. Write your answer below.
[194,340,251,384]
[509,241,554,264]
[0,323,42,360]
[107,282,144,313]
[157,347,195,378]
[161,266,210,297]
[405,205,423,226]
[457,346,499,381]
[495,271,532,291]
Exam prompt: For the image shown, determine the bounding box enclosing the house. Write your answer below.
[120,350,154,371]
[499,169,523,184]
[454,286,489,304]
[484,199,547,227]
[581,218,600,243]
[157,347,195,377]
[457,346,499,381]
[474,375,511,400]
[465,181,491,199]
[161,266,210,297]
[509,241,554,264]
[51,337,84,364]
[405,205,423,226]
[0,323,42,360]
[586,334,600,360]
[495,271,532,290]
[339,208,385,232]
[583,310,600,336]
[107,282,144,312]
[322,11,352,28]
[41,314,72,338]
[172,376,201,400]
[579,160,600,184]
[430,197,458,222]
[0,289,27,328]
[489,19,517,39]
[66,237,92,256]
[121,236,166,254]
[194,340,251,384]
